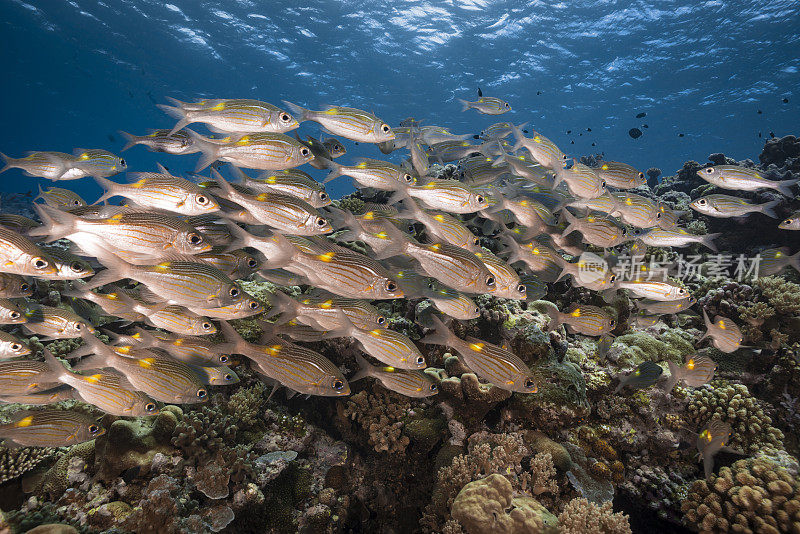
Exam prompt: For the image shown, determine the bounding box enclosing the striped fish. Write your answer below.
[214,172,331,235]
[32,206,213,259]
[22,303,94,339]
[697,164,798,196]
[610,192,660,228]
[0,151,85,180]
[124,328,231,367]
[350,326,426,370]
[567,193,619,216]
[0,387,76,405]
[690,194,780,218]
[120,129,199,154]
[61,286,145,322]
[35,186,87,209]
[458,90,511,115]
[0,298,25,324]
[0,359,55,395]
[189,130,314,172]
[75,333,208,404]
[563,212,629,248]
[486,190,556,232]
[324,158,415,191]
[700,309,742,353]
[475,251,525,300]
[511,126,568,170]
[554,161,606,199]
[85,253,253,309]
[655,204,686,230]
[0,330,31,358]
[779,212,800,230]
[500,235,565,283]
[633,227,719,251]
[422,284,480,320]
[351,353,438,398]
[0,409,104,448]
[71,149,126,178]
[634,296,696,314]
[0,227,58,277]
[244,168,330,208]
[613,361,663,393]
[492,153,553,185]
[159,97,298,135]
[546,304,616,336]
[398,200,481,252]
[219,321,349,396]
[617,278,690,301]
[186,215,233,246]
[421,315,537,393]
[404,179,488,214]
[418,125,471,145]
[196,248,260,279]
[41,349,159,416]
[697,419,737,478]
[95,166,220,215]
[596,161,645,189]
[188,297,265,320]
[457,155,509,185]
[191,365,239,386]
[757,247,799,275]
[322,136,347,158]
[480,122,517,140]
[266,291,385,331]
[282,101,394,143]
[428,140,487,162]
[40,247,95,280]
[0,214,39,234]
[663,354,716,392]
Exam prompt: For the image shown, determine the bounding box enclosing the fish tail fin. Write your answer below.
[0,152,14,174]
[262,291,299,325]
[211,168,237,200]
[699,308,711,341]
[157,103,192,136]
[703,453,715,479]
[662,361,680,392]
[702,233,721,253]
[281,100,309,122]
[217,320,248,355]
[119,131,138,151]
[544,303,562,332]
[91,176,118,205]
[419,314,456,347]
[457,99,470,112]
[350,353,374,383]
[40,348,68,383]
[789,251,800,274]
[776,178,799,198]
[561,209,578,236]
[83,252,130,290]
[28,204,76,241]
[491,152,508,168]
[321,159,343,183]
[371,222,409,260]
[33,183,45,204]
[185,129,219,172]
[759,199,781,219]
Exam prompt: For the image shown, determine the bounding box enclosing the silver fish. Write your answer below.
[120,129,199,155]
[0,408,104,448]
[697,165,797,196]
[351,353,437,398]
[458,89,511,115]
[700,309,742,353]
[0,330,31,358]
[690,194,780,218]
[159,97,298,135]
[282,101,394,143]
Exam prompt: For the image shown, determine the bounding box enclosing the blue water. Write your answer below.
[1,0,798,200]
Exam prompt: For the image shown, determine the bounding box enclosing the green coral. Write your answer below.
[612,327,695,366]
[756,276,800,315]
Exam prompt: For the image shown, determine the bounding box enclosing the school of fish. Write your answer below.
[0,89,798,476]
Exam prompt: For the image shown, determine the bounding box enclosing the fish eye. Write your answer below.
[32,257,49,270]
[73,200,81,206]
[219,355,230,364]
[416,355,425,365]
[784,219,794,225]
[474,306,480,313]
[600,180,607,188]
[196,195,209,205]
[473,238,480,246]
[335,144,343,152]
[247,258,258,268]
[705,167,714,174]
[74,322,84,330]
[656,212,662,219]
[638,172,644,179]
[88,424,100,434]
[678,288,686,294]
[9,311,20,319]
[403,174,413,183]
[385,280,398,292]
[621,228,627,235]
[248,300,260,309]
[145,402,157,412]
[280,113,290,122]
[377,316,386,325]
[229,287,240,297]
[698,199,707,206]
[517,284,526,293]
[609,275,617,283]
[120,159,126,167]
[188,233,202,245]
[485,275,495,287]
[524,379,537,390]
[505,103,510,108]
[429,383,438,391]
[197,389,208,398]
[301,148,310,156]
[10,343,21,351]
[315,217,327,227]
[407,224,415,233]
[202,322,213,331]
[224,373,233,381]
[610,319,616,327]
[333,379,344,390]
[476,195,485,204]
[319,192,329,201]
[20,283,30,291]
[381,124,390,133]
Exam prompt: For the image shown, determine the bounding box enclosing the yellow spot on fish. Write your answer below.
[602,164,609,170]
[428,244,441,251]
[625,198,633,206]
[718,320,726,329]
[356,162,368,169]
[324,108,339,115]
[85,374,102,384]
[570,308,582,317]
[433,215,444,222]
[362,212,375,220]
[317,252,336,262]
[265,177,277,184]
[15,416,34,428]
[235,136,251,145]
[422,182,436,189]
[267,344,282,356]
[381,366,396,373]
[138,358,155,369]
[130,179,146,189]
[155,262,171,272]
[533,136,541,143]
[173,338,184,346]
[687,359,695,370]
[468,342,484,351]
[78,153,90,161]
[210,102,225,111]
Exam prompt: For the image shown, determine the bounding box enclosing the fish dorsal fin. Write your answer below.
[477,87,483,97]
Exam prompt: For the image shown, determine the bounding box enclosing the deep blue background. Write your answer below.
[1,0,798,202]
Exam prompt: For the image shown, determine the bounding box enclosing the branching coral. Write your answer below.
[681,457,800,533]
[557,497,632,534]
[0,446,58,485]
[340,388,412,454]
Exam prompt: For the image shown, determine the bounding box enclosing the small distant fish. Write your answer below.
[500,235,565,283]
[351,353,438,398]
[243,168,331,208]
[634,296,696,315]
[596,334,614,358]
[635,112,647,119]
[159,97,298,135]
[322,136,347,158]
[546,303,616,337]
[421,315,537,393]
[0,408,104,448]
[700,309,742,353]
[697,165,798,197]
[119,129,199,154]
[0,330,31,359]
[627,312,660,329]
[613,361,663,393]
[282,101,395,143]
[633,227,720,252]
[397,199,481,252]
[510,126,568,170]
[690,194,780,218]
[458,88,511,115]
[71,149,127,178]
[474,250,526,300]
[323,158,415,191]
[402,179,488,214]
[422,284,481,320]
[663,354,716,392]
[34,185,87,210]
[778,212,800,230]
[628,128,642,139]
[617,278,690,301]
[697,419,741,478]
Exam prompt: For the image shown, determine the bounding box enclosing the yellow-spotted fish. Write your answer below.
[282,101,394,143]
[663,354,716,392]
[700,309,742,353]
[34,185,87,210]
[0,409,104,448]
[188,130,314,172]
[613,361,663,393]
[690,194,780,218]
[120,129,199,154]
[697,164,798,196]
[159,97,298,135]
[545,303,616,337]
[697,420,742,478]
[351,353,438,398]
[595,161,645,189]
[71,149,127,178]
[458,88,511,115]
[0,151,84,180]
[779,212,800,230]
[22,303,94,339]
